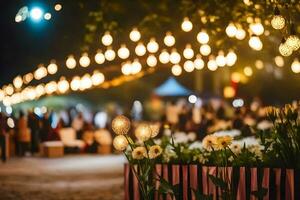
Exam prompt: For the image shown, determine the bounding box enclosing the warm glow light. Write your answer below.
[15,15,22,23]
[80,74,93,90]
[207,57,218,71]
[279,41,293,57]
[112,115,131,135]
[135,42,146,56]
[250,22,264,36]
[223,86,235,98]
[235,28,246,40]
[131,59,142,74]
[95,50,105,64]
[121,62,132,75]
[54,4,62,11]
[244,66,253,76]
[183,44,194,59]
[248,35,263,51]
[135,123,152,141]
[183,60,195,72]
[231,72,241,83]
[199,44,211,56]
[117,44,130,59]
[274,56,284,67]
[91,71,105,86]
[79,53,90,67]
[216,51,226,67]
[226,50,237,66]
[71,76,81,91]
[291,59,300,73]
[169,49,181,64]
[66,55,76,69]
[164,32,175,47]
[194,54,205,70]
[226,23,237,37]
[255,60,264,69]
[101,31,113,46]
[24,73,33,84]
[47,61,58,75]
[44,13,51,20]
[104,47,116,61]
[286,35,300,51]
[171,64,182,76]
[113,135,128,151]
[271,15,285,30]
[147,38,159,53]
[13,76,23,89]
[34,65,47,80]
[35,84,45,97]
[58,77,69,94]
[45,81,57,94]
[147,55,157,67]
[181,17,193,32]
[197,30,209,44]
[129,28,141,42]
[159,50,170,64]
[4,85,14,96]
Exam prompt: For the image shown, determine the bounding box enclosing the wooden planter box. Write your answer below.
[124,164,299,200]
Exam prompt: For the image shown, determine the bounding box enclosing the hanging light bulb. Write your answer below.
[226,50,237,66]
[91,71,105,86]
[121,61,132,75]
[271,7,285,30]
[291,58,300,73]
[197,30,209,44]
[58,77,69,94]
[113,135,128,151]
[13,76,23,89]
[199,44,211,56]
[23,73,33,84]
[129,28,141,42]
[286,25,300,51]
[194,54,205,70]
[80,74,92,90]
[135,42,146,56]
[101,31,113,46]
[147,55,157,67]
[164,32,175,47]
[131,59,142,74]
[255,60,264,69]
[216,51,226,67]
[104,47,116,61]
[159,50,170,64]
[95,50,105,64]
[248,35,263,51]
[169,49,181,64]
[117,44,130,59]
[183,44,194,59]
[226,23,237,37]
[147,38,159,53]
[47,61,58,75]
[274,55,284,67]
[34,65,48,80]
[207,56,218,71]
[183,60,195,72]
[244,66,253,76]
[66,55,76,69]
[71,76,81,91]
[79,53,90,67]
[235,28,246,40]
[250,21,264,36]
[4,85,14,96]
[35,84,45,97]
[171,64,182,76]
[45,81,57,94]
[279,39,293,57]
[181,17,193,32]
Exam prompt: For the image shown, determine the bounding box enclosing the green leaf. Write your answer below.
[208,174,228,190]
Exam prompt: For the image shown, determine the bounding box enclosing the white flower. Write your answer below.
[187,132,197,141]
[189,141,203,150]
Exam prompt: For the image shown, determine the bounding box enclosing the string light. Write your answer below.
[34,65,47,80]
[231,72,241,83]
[274,55,284,67]
[244,66,253,76]
[147,55,157,67]
[135,42,146,56]
[279,40,293,57]
[4,85,14,96]
[171,64,182,76]
[35,84,45,97]
[248,35,263,51]
[291,58,300,73]
[113,135,128,151]
[223,86,235,98]
[164,32,175,47]
[58,77,70,94]
[101,31,113,46]
[271,7,285,30]
[23,73,33,84]
[183,60,195,72]
[199,44,211,56]
[79,53,90,67]
[169,49,181,64]
[45,81,57,94]
[13,76,23,89]
[159,50,170,64]
[235,28,246,40]
[197,30,209,44]
[80,74,93,90]
[95,50,105,64]
[131,59,142,74]
[129,28,141,42]
[91,71,105,86]
[135,123,152,141]
[226,23,237,37]
[207,57,218,71]
[181,17,193,32]
[250,21,264,36]
[147,38,159,53]
[226,50,237,66]
[71,76,81,91]
[66,55,76,69]
[104,47,116,61]
[112,115,131,135]
[121,61,132,75]
[216,51,226,67]
[286,35,300,51]
[194,54,205,70]
[255,60,264,69]
[47,61,58,75]
[117,44,130,59]
[183,44,194,59]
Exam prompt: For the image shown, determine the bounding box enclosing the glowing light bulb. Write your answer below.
[194,55,205,70]
[135,42,146,56]
[159,50,170,64]
[271,16,285,30]
[80,74,92,90]
[129,28,141,42]
[66,55,76,69]
[44,13,51,20]
[4,85,14,96]
[183,60,195,72]
[291,58,300,73]
[47,61,58,75]
[169,49,181,64]
[286,35,300,51]
[71,76,81,91]
[181,17,193,32]
[199,44,211,56]
[279,41,293,57]
[135,124,152,141]
[24,73,33,84]
[216,51,226,67]
[248,35,263,51]
[244,66,253,76]
[207,57,218,71]
[104,47,116,61]
[147,38,159,53]
[223,86,235,98]
[91,71,105,86]
[113,135,128,151]
[226,23,237,37]
[117,44,130,59]
[164,32,175,47]
[13,76,23,89]
[171,64,182,76]
[274,56,284,67]
[236,28,246,40]
[34,65,47,80]
[183,44,194,59]
[58,77,69,94]
[226,50,237,66]
[255,60,264,69]
[231,72,241,83]
[131,59,142,74]
[197,30,209,44]
[101,31,113,46]
[94,50,105,64]
[79,53,90,67]
[147,55,157,67]
[121,61,132,75]
[45,81,57,94]
[250,22,264,36]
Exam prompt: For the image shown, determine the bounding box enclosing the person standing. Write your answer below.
[0,113,7,162]
[17,111,31,156]
[28,111,40,154]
